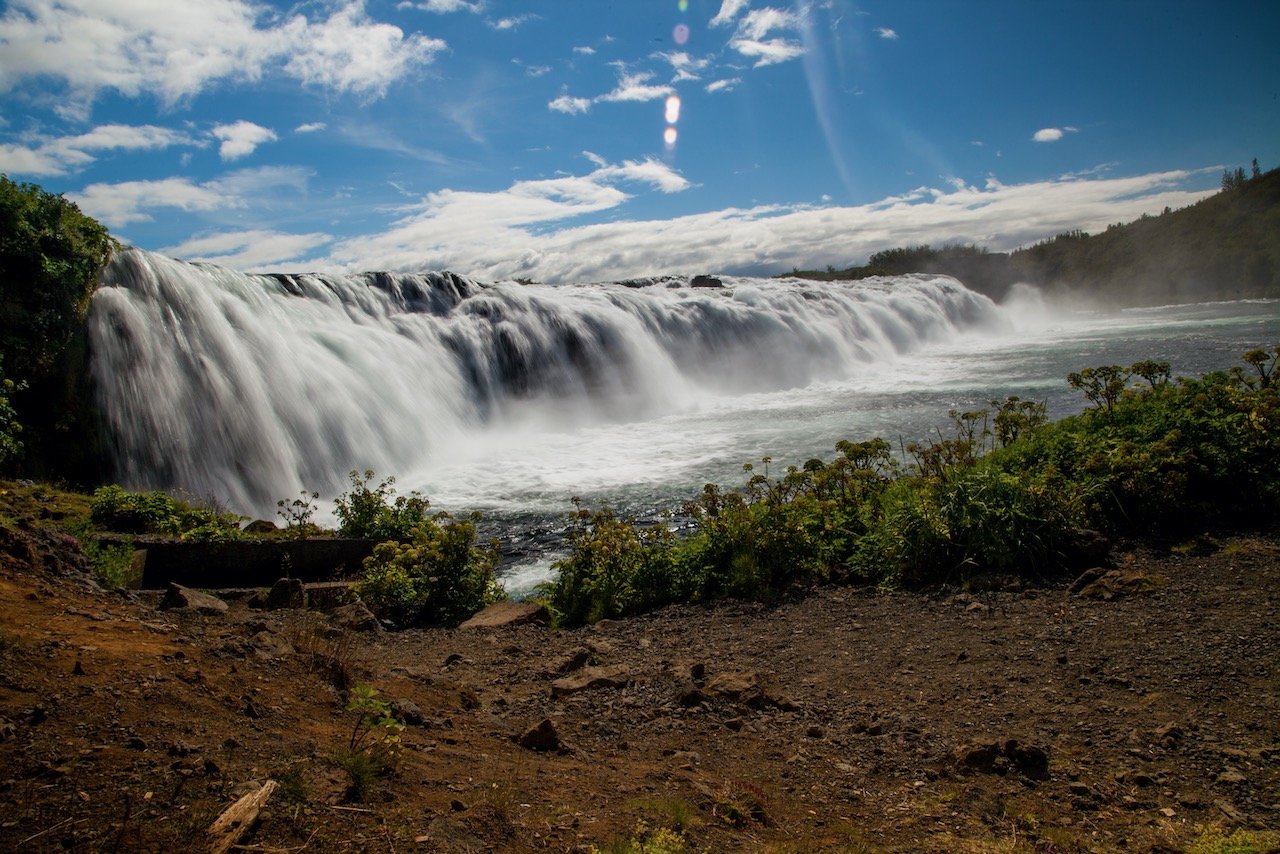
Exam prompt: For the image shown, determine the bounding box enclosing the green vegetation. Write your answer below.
[0,176,116,479]
[548,349,1280,626]
[334,469,431,539]
[0,359,22,468]
[89,484,243,542]
[1187,826,1280,854]
[792,165,1280,305]
[332,683,403,803]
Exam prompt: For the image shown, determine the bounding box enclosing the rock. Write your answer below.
[690,274,724,288]
[516,718,562,752]
[704,671,798,711]
[552,649,592,674]
[955,739,1050,779]
[1072,569,1166,600]
[242,519,278,534]
[159,583,228,616]
[551,665,631,697]
[266,577,306,610]
[391,698,425,726]
[1216,768,1247,785]
[249,631,294,660]
[330,602,382,634]
[1153,722,1183,746]
[458,601,549,629]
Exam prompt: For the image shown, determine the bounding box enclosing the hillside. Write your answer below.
[796,167,1280,306]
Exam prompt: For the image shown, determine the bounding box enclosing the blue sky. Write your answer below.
[2,0,1277,282]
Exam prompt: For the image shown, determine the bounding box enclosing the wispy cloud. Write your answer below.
[0,123,195,176]
[294,122,327,134]
[709,0,751,28]
[72,166,311,228]
[314,168,1215,284]
[399,0,482,13]
[160,228,333,270]
[489,14,535,31]
[722,6,805,67]
[549,94,592,115]
[212,120,277,160]
[597,71,673,103]
[876,27,898,40]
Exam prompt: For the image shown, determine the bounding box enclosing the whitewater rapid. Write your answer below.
[88,248,1010,515]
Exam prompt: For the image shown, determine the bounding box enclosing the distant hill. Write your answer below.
[793,167,1280,305]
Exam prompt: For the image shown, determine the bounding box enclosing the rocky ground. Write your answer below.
[1,518,1278,852]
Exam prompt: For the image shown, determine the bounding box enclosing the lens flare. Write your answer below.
[677,0,688,11]
[664,126,678,147]
[673,23,689,45]
[664,95,681,125]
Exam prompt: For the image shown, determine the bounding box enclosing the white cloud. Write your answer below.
[738,8,800,40]
[401,0,482,13]
[706,77,741,94]
[876,27,898,40]
[0,0,445,108]
[72,166,311,228]
[295,122,327,133]
[161,229,333,270]
[573,46,596,55]
[655,51,711,82]
[730,37,805,67]
[709,0,751,28]
[549,95,592,114]
[212,120,277,160]
[489,14,535,31]
[316,168,1215,284]
[1033,126,1078,143]
[0,123,194,176]
[598,71,673,103]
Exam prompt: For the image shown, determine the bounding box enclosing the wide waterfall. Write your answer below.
[88,247,1009,516]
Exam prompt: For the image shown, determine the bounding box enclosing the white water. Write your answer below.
[88,249,1280,593]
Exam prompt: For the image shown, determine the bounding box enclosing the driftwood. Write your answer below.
[207,779,278,854]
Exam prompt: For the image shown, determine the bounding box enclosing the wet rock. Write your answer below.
[458,601,549,629]
[159,583,228,616]
[266,577,306,610]
[551,665,631,697]
[516,718,562,752]
[690,274,724,288]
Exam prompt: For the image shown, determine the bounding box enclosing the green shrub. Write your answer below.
[333,683,403,803]
[89,484,242,540]
[354,512,501,627]
[334,469,430,539]
[0,359,21,470]
[82,539,140,589]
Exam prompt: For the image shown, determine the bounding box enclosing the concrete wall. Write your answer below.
[130,538,385,589]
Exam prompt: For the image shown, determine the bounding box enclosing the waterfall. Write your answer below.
[88,248,1008,514]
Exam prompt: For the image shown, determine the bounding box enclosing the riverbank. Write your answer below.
[1,521,1277,852]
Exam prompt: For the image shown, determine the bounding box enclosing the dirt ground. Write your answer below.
[1,519,1278,852]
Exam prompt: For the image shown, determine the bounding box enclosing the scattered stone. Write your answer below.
[552,649,592,674]
[1153,722,1183,746]
[265,577,306,611]
[806,725,825,739]
[450,798,467,812]
[551,665,631,697]
[955,739,1050,779]
[516,718,562,752]
[72,658,85,676]
[125,736,147,750]
[330,602,381,634]
[159,584,228,616]
[1216,768,1247,785]
[249,631,294,660]
[458,601,549,629]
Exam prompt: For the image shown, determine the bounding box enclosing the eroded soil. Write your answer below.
[1,523,1278,852]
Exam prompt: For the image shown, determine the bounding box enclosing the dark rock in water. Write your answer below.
[516,718,562,752]
[458,601,549,629]
[266,577,306,610]
[330,602,382,634]
[242,519,277,534]
[690,274,724,289]
[159,583,228,616]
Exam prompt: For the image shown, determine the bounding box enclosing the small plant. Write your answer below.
[1187,826,1279,854]
[1067,364,1130,413]
[276,490,320,539]
[710,780,770,829]
[333,683,403,802]
[82,539,140,589]
[591,821,687,854]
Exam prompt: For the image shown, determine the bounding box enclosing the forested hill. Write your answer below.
[796,166,1280,305]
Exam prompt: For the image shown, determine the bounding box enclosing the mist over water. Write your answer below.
[88,249,1280,593]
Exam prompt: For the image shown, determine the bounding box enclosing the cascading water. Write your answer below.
[88,248,1009,516]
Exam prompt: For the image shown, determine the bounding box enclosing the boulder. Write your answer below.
[330,601,382,634]
[690,274,724,288]
[159,583,228,616]
[458,601,549,629]
[704,671,798,711]
[516,718,562,752]
[266,577,306,610]
[1072,568,1166,600]
[242,519,278,534]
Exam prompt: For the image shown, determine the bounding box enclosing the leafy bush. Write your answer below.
[0,358,21,470]
[354,512,501,627]
[334,469,430,539]
[333,684,403,803]
[89,484,242,540]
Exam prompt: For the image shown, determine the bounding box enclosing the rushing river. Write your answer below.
[89,248,1280,594]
